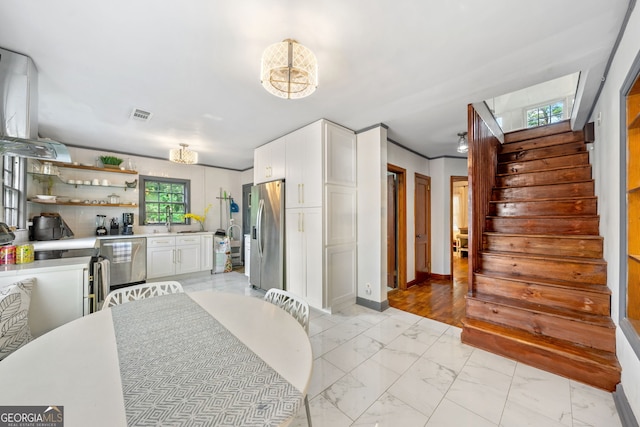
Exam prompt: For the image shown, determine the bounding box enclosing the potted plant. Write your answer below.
[100,155,123,169]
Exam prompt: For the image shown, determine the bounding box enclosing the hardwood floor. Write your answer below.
[387,255,468,327]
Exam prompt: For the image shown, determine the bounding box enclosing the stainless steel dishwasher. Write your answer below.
[99,237,146,288]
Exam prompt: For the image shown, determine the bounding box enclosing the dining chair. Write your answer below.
[102,281,184,309]
[263,288,312,426]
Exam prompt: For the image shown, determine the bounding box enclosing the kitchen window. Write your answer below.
[2,155,26,228]
[139,176,190,225]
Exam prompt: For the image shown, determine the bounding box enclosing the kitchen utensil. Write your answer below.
[125,179,137,189]
[96,215,107,236]
[122,213,134,235]
[92,178,100,185]
[35,195,56,200]
[83,180,91,185]
[107,193,120,204]
[31,213,74,240]
[102,179,110,186]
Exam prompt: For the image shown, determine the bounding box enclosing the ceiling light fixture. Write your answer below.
[456,131,468,154]
[169,143,198,164]
[261,39,318,99]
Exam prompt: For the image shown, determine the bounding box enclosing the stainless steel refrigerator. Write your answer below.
[250,180,285,291]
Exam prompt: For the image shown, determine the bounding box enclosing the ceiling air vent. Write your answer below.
[130,108,152,122]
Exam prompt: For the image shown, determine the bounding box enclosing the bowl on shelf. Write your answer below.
[35,195,56,200]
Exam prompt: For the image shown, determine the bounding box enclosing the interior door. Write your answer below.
[415,174,431,282]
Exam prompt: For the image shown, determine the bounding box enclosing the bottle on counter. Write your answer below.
[0,245,16,265]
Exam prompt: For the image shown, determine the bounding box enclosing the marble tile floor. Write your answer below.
[177,271,623,427]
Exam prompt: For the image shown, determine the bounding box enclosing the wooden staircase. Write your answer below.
[461,121,621,391]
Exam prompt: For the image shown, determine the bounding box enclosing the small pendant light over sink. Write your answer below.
[261,39,318,99]
[169,143,198,164]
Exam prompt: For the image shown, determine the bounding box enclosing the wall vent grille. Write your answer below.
[131,108,152,121]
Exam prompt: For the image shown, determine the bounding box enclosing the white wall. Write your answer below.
[357,126,387,305]
[387,142,429,283]
[27,147,246,238]
[428,157,468,275]
[590,4,640,420]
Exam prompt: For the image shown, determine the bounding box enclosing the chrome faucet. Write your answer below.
[165,205,172,232]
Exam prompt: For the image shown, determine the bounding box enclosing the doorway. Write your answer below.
[450,176,469,285]
[387,164,407,290]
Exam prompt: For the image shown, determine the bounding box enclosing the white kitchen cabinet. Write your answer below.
[285,122,323,208]
[0,258,89,338]
[147,235,203,278]
[201,233,213,271]
[254,136,286,184]
[176,235,201,274]
[286,207,323,309]
[278,119,357,312]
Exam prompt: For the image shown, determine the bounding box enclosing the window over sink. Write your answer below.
[139,176,190,226]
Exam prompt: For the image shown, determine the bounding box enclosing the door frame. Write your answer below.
[387,164,407,290]
[450,176,468,276]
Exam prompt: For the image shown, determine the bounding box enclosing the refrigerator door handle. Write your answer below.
[257,198,265,257]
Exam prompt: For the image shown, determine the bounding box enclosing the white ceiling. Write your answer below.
[0,0,631,170]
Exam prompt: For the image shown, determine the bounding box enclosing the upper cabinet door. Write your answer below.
[285,121,323,208]
[324,122,356,187]
[254,136,286,184]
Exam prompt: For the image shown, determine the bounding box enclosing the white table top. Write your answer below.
[0,291,313,426]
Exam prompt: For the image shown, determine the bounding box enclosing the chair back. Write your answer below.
[102,281,184,309]
[264,288,310,334]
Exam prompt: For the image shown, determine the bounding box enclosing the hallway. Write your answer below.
[387,256,468,327]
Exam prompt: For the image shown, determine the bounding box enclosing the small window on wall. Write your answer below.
[526,101,564,128]
[139,176,190,225]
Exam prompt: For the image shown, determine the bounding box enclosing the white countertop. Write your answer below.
[29,231,215,251]
[0,256,93,276]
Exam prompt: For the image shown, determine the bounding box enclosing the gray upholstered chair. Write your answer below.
[102,281,184,309]
[264,288,312,426]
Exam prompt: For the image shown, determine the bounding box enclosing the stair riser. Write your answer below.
[499,142,586,163]
[465,298,615,352]
[474,274,610,315]
[486,217,600,235]
[489,199,597,217]
[501,132,584,154]
[479,254,606,285]
[492,181,594,201]
[461,326,619,391]
[498,152,589,174]
[483,234,603,258]
[503,121,573,144]
[496,165,592,187]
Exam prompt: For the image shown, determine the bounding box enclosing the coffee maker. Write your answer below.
[122,213,134,235]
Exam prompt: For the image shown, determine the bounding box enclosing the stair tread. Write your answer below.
[462,317,620,367]
[490,196,597,203]
[493,180,594,191]
[483,232,603,241]
[474,270,611,294]
[481,249,606,265]
[503,121,574,143]
[496,163,591,178]
[467,293,615,327]
[487,215,600,219]
[498,151,588,166]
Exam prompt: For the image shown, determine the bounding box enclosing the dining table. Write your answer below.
[0,291,313,427]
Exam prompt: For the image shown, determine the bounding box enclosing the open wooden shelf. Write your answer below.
[29,200,137,208]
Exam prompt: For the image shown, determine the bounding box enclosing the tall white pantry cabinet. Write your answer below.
[254,119,357,312]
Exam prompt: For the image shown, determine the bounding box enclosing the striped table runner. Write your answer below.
[111,293,302,426]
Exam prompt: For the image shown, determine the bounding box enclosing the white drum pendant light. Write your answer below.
[169,143,198,164]
[261,39,318,99]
